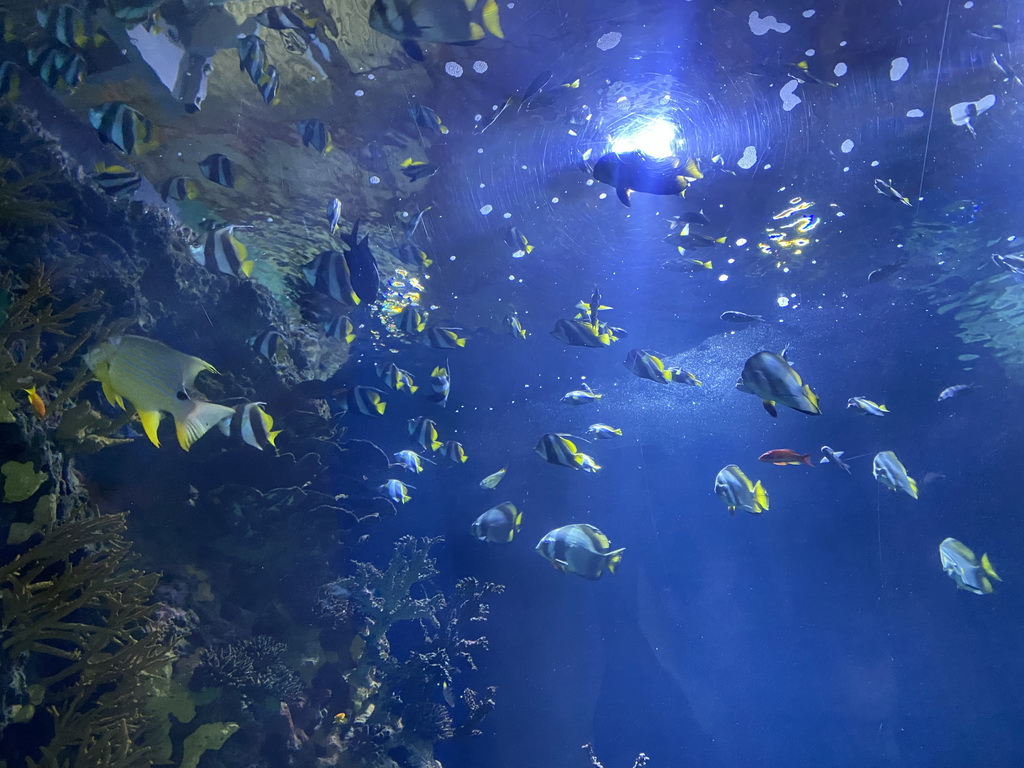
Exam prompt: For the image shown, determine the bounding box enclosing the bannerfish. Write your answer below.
[368,0,504,61]
[376,361,417,393]
[400,158,439,181]
[874,178,912,206]
[550,318,612,348]
[237,34,266,85]
[409,416,442,452]
[872,450,918,499]
[736,350,821,417]
[90,163,141,196]
[624,349,701,385]
[325,315,355,343]
[191,225,255,278]
[249,329,283,360]
[504,314,527,339]
[89,101,157,154]
[344,386,387,417]
[939,538,1001,595]
[160,176,200,202]
[471,502,522,543]
[198,153,236,187]
[297,118,333,154]
[394,449,434,473]
[426,327,467,349]
[396,305,428,334]
[535,433,584,469]
[440,439,469,464]
[84,335,234,450]
[714,464,769,515]
[380,478,413,503]
[303,250,358,305]
[535,523,624,580]
[409,102,449,134]
[219,402,280,451]
[427,365,450,406]
[592,150,701,207]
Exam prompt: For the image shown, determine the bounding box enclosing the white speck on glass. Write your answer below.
[840,139,854,153]
[748,11,791,34]
[738,146,757,169]
[890,57,909,81]
[473,60,488,73]
[802,9,815,17]
[479,204,493,215]
[834,62,848,76]
[597,32,622,50]
[445,61,464,77]
[780,79,802,111]
[906,108,925,117]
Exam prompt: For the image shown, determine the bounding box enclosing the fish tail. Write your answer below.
[753,480,770,511]
[482,0,504,38]
[456,337,467,347]
[802,454,814,467]
[176,401,235,451]
[981,553,1001,581]
[408,384,419,393]
[906,476,919,499]
[240,259,256,277]
[605,548,626,574]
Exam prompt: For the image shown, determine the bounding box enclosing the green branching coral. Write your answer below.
[0,509,176,768]
[0,154,67,229]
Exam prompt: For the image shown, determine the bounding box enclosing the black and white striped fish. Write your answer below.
[191,225,255,277]
[426,327,466,349]
[219,402,280,450]
[440,439,468,464]
[249,329,283,360]
[255,5,318,31]
[198,153,236,187]
[90,163,141,196]
[302,250,357,305]
[257,64,280,106]
[376,362,417,393]
[408,416,442,452]
[534,433,584,469]
[29,43,86,89]
[324,315,355,343]
[426,365,450,407]
[237,34,266,85]
[344,386,386,416]
[37,4,106,49]
[297,119,332,153]
[89,101,156,154]
[160,176,200,202]
[550,318,612,348]
[470,502,522,543]
[396,305,427,334]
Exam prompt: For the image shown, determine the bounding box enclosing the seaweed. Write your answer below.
[0,155,67,230]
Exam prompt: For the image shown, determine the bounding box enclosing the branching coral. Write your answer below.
[0,154,67,229]
[193,635,305,705]
[0,508,177,768]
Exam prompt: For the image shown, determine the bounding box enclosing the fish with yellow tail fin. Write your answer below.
[409,416,442,452]
[376,362,418,393]
[90,163,141,196]
[219,402,281,451]
[397,305,428,334]
[872,451,918,498]
[535,433,585,469]
[427,364,450,406]
[394,449,435,473]
[504,314,527,339]
[89,101,157,155]
[440,439,468,464]
[535,524,624,580]
[592,151,701,207]
[847,397,889,416]
[160,176,200,202]
[587,423,621,439]
[379,479,413,504]
[939,538,1001,594]
[426,327,466,349]
[551,318,612,348]
[874,178,912,207]
[191,226,255,278]
[400,157,439,181]
[471,502,522,543]
[736,349,821,417]
[479,466,506,489]
[343,386,387,417]
[561,383,601,405]
[368,0,504,62]
[23,386,45,417]
[84,335,235,450]
[714,464,769,515]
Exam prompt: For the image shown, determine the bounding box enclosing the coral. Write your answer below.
[582,743,650,768]
[454,686,497,738]
[180,721,241,768]
[401,702,453,742]
[194,635,305,704]
[0,153,67,230]
[0,509,178,768]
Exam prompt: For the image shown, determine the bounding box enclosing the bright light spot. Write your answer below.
[354,89,364,96]
[480,204,493,214]
[369,176,380,184]
[735,237,748,246]
[610,117,679,158]
[834,62,848,76]
[777,296,790,307]
[473,60,488,73]
[718,274,729,282]
[840,139,854,153]
[445,62,464,77]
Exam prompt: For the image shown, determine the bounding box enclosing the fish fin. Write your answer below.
[100,380,125,410]
[408,385,419,393]
[456,337,467,347]
[802,384,821,413]
[714,236,727,244]
[176,401,235,451]
[753,480,769,511]
[906,476,919,499]
[605,548,626,574]
[525,243,535,253]
[684,158,703,179]
[482,0,504,38]
[802,454,814,467]
[762,400,778,417]
[879,403,889,412]
[505,528,515,543]
[572,452,585,466]
[268,429,282,447]
[616,186,632,206]
[431,439,443,451]
[702,261,712,269]
[138,409,163,448]
[981,553,1001,581]
[469,22,485,40]
[376,400,387,415]
[240,259,256,277]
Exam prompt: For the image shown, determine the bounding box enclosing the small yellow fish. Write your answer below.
[479,466,507,489]
[23,385,45,417]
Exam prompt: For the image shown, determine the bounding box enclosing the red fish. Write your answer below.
[758,449,813,467]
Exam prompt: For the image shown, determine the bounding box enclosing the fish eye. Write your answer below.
[176,390,189,401]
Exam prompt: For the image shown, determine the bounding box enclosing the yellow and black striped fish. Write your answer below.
[191,226,254,278]
[219,402,281,451]
[89,101,156,154]
[408,416,442,451]
[440,439,468,464]
[535,433,584,469]
[198,153,236,187]
[345,386,387,417]
[90,163,141,196]
[426,327,466,349]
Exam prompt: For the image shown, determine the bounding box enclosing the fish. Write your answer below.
[198,153,236,188]
[392,242,432,270]
[535,524,624,580]
[396,305,428,334]
[847,396,889,416]
[819,445,851,474]
[191,225,255,278]
[676,224,726,249]
[720,310,762,323]
[520,69,552,103]
[938,384,974,401]
[561,383,601,405]
[592,150,700,207]
[409,102,449,135]
[90,163,141,196]
[29,43,86,89]
[788,60,838,87]
[89,101,157,154]
[84,335,235,450]
[503,226,535,257]
[758,449,813,467]
[219,402,281,451]
[587,423,621,439]
[376,362,418,393]
[302,250,358,305]
[325,315,356,343]
[709,153,737,175]
[470,502,522,543]
[662,257,712,273]
[255,5,318,31]
[337,220,380,304]
[368,0,504,61]
[535,433,585,469]
[736,350,821,417]
[440,439,468,463]
[24,386,45,418]
[426,327,466,349]
[400,206,433,239]
[237,34,266,85]
[969,24,1008,42]
[669,210,711,227]
[297,119,333,154]
[479,466,507,489]
[939,538,1001,595]
[474,95,514,134]
[346,386,387,416]
[577,453,601,473]
[550,318,612,348]
[400,158,439,181]
[160,176,200,202]
[380,478,413,503]
[714,464,769,515]
[873,178,913,207]
[427,365,450,406]
[327,198,342,235]
[394,449,435,473]
[37,4,107,49]
[104,0,165,25]
[872,451,918,498]
[249,329,283,360]
[504,314,527,339]
[0,61,20,102]
[257,64,280,106]
[991,53,1022,86]
[867,262,903,283]
[584,286,604,327]
[623,349,701,385]
[992,253,1024,281]
[408,416,442,452]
